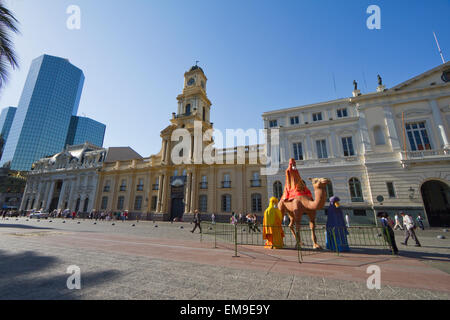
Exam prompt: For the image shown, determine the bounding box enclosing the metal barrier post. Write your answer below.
[296,229,302,263]
[233,222,239,257]
[332,227,340,256]
[214,222,217,248]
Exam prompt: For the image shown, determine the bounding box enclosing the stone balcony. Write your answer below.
[400,149,450,168]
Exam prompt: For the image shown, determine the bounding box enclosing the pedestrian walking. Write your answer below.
[393,213,403,230]
[72,211,76,220]
[252,214,261,232]
[416,215,425,230]
[211,213,215,225]
[191,210,202,233]
[378,212,399,255]
[400,212,421,247]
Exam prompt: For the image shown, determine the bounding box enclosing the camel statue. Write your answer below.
[278,159,330,250]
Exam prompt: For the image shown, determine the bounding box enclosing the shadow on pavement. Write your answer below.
[0,249,121,299]
[0,224,55,230]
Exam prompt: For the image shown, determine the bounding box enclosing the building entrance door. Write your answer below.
[170,198,184,221]
[421,180,450,227]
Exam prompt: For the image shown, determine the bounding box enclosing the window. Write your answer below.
[386,182,396,198]
[222,194,231,212]
[373,126,386,145]
[349,178,364,202]
[103,180,110,192]
[316,140,328,159]
[151,196,157,210]
[200,175,208,189]
[117,196,124,210]
[251,193,262,212]
[136,178,144,191]
[293,142,303,161]
[406,122,432,151]
[222,174,231,188]
[251,172,261,187]
[199,195,207,212]
[269,120,278,128]
[101,196,108,210]
[273,181,283,199]
[134,196,143,210]
[83,198,89,212]
[185,104,191,115]
[337,108,348,118]
[342,137,355,156]
[312,112,323,122]
[153,178,159,190]
[120,179,126,192]
[353,209,366,216]
[325,181,334,200]
[290,116,299,125]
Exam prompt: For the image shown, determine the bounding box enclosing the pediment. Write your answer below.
[391,62,450,92]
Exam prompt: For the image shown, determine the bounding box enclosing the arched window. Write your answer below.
[373,125,386,145]
[273,181,283,199]
[349,178,364,202]
[134,196,143,210]
[185,104,191,115]
[117,196,125,210]
[75,198,81,212]
[221,194,231,212]
[325,180,334,201]
[251,193,262,212]
[101,196,108,210]
[199,195,207,212]
[83,198,89,212]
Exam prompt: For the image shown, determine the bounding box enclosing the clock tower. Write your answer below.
[174,65,212,126]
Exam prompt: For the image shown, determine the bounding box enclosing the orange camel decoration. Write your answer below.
[278,159,330,250]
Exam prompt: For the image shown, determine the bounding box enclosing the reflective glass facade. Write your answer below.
[66,116,106,147]
[0,55,85,171]
[0,106,17,142]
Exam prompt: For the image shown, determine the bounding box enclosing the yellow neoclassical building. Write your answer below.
[94,66,267,221]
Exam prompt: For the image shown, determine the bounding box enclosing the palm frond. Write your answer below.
[0,0,19,89]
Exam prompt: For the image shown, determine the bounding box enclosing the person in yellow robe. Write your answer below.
[263,197,285,249]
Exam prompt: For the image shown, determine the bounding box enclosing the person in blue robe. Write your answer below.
[326,196,350,252]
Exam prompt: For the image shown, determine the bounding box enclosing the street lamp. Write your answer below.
[408,187,415,199]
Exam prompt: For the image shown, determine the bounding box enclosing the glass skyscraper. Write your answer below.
[66,116,106,147]
[0,55,86,171]
[0,106,17,142]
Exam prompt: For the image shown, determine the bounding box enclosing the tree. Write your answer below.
[0,0,19,88]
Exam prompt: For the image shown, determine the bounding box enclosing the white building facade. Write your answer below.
[263,62,450,227]
[20,143,106,213]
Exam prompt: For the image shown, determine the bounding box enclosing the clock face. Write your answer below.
[187,78,195,86]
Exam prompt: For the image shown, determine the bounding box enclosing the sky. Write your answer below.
[0,0,449,157]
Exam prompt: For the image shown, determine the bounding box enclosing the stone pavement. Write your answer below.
[0,217,449,300]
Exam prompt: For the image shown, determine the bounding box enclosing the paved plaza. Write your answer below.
[0,217,449,300]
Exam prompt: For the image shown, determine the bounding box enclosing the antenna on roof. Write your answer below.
[362,70,368,91]
[332,72,337,98]
[433,31,446,64]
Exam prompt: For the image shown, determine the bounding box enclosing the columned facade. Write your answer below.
[94,66,267,221]
[20,143,106,214]
[263,62,450,226]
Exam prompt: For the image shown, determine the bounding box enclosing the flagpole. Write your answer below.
[433,31,446,64]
